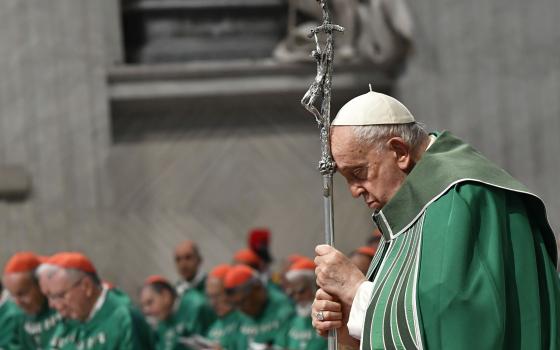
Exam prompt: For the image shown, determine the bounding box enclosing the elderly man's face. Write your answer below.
[38,272,70,318]
[3,273,46,315]
[48,270,95,321]
[285,278,314,305]
[140,286,174,322]
[331,126,410,211]
[205,277,232,317]
[229,284,264,317]
[174,241,201,282]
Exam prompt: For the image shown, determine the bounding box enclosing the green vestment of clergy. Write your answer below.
[233,288,295,350]
[153,310,193,350]
[49,289,154,350]
[206,310,243,349]
[277,314,327,350]
[17,302,62,350]
[0,297,24,350]
[110,288,155,350]
[361,131,560,349]
[176,288,216,336]
[107,287,131,306]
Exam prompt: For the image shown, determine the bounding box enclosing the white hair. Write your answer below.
[285,270,315,282]
[351,122,429,152]
[285,270,317,294]
[36,264,58,279]
[36,264,100,286]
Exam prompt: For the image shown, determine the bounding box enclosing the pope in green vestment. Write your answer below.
[312,91,560,350]
[328,130,560,350]
[352,131,560,350]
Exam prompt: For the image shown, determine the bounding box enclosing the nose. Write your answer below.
[349,182,364,198]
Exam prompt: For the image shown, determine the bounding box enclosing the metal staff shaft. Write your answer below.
[322,174,337,350]
[300,1,344,349]
[323,175,335,247]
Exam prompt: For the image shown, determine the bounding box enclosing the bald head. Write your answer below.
[174,240,201,282]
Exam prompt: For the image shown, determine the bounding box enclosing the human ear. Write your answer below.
[386,137,411,171]
[82,278,94,297]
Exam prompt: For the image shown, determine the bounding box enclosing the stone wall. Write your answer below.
[0,0,558,298]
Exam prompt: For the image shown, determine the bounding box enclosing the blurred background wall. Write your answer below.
[0,0,558,297]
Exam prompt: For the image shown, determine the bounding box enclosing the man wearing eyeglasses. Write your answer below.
[2,252,62,350]
[224,265,294,350]
[41,252,154,350]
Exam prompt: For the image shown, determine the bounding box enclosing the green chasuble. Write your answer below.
[17,303,62,350]
[107,287,132,306]
[0,296,24,350]
[277,314,327,350]
[108,288,155,350]
[206,310,243,349]
[361,131,560,349]
[267,282,291,305]
[176,288,216,336]
[176,274,207,299]
[50,289,154,350]
[153,310,193,350]
[233,289,295,350]
[192,275,206,296]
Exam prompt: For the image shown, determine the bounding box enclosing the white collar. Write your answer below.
[176,270,205,295]
[426,134,436,150]
[0,289,10,307]
[86,286,108,322]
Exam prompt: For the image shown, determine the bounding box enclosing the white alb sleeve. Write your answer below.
[347,281,374,340]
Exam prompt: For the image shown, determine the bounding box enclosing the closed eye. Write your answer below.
[351,167,368,180]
